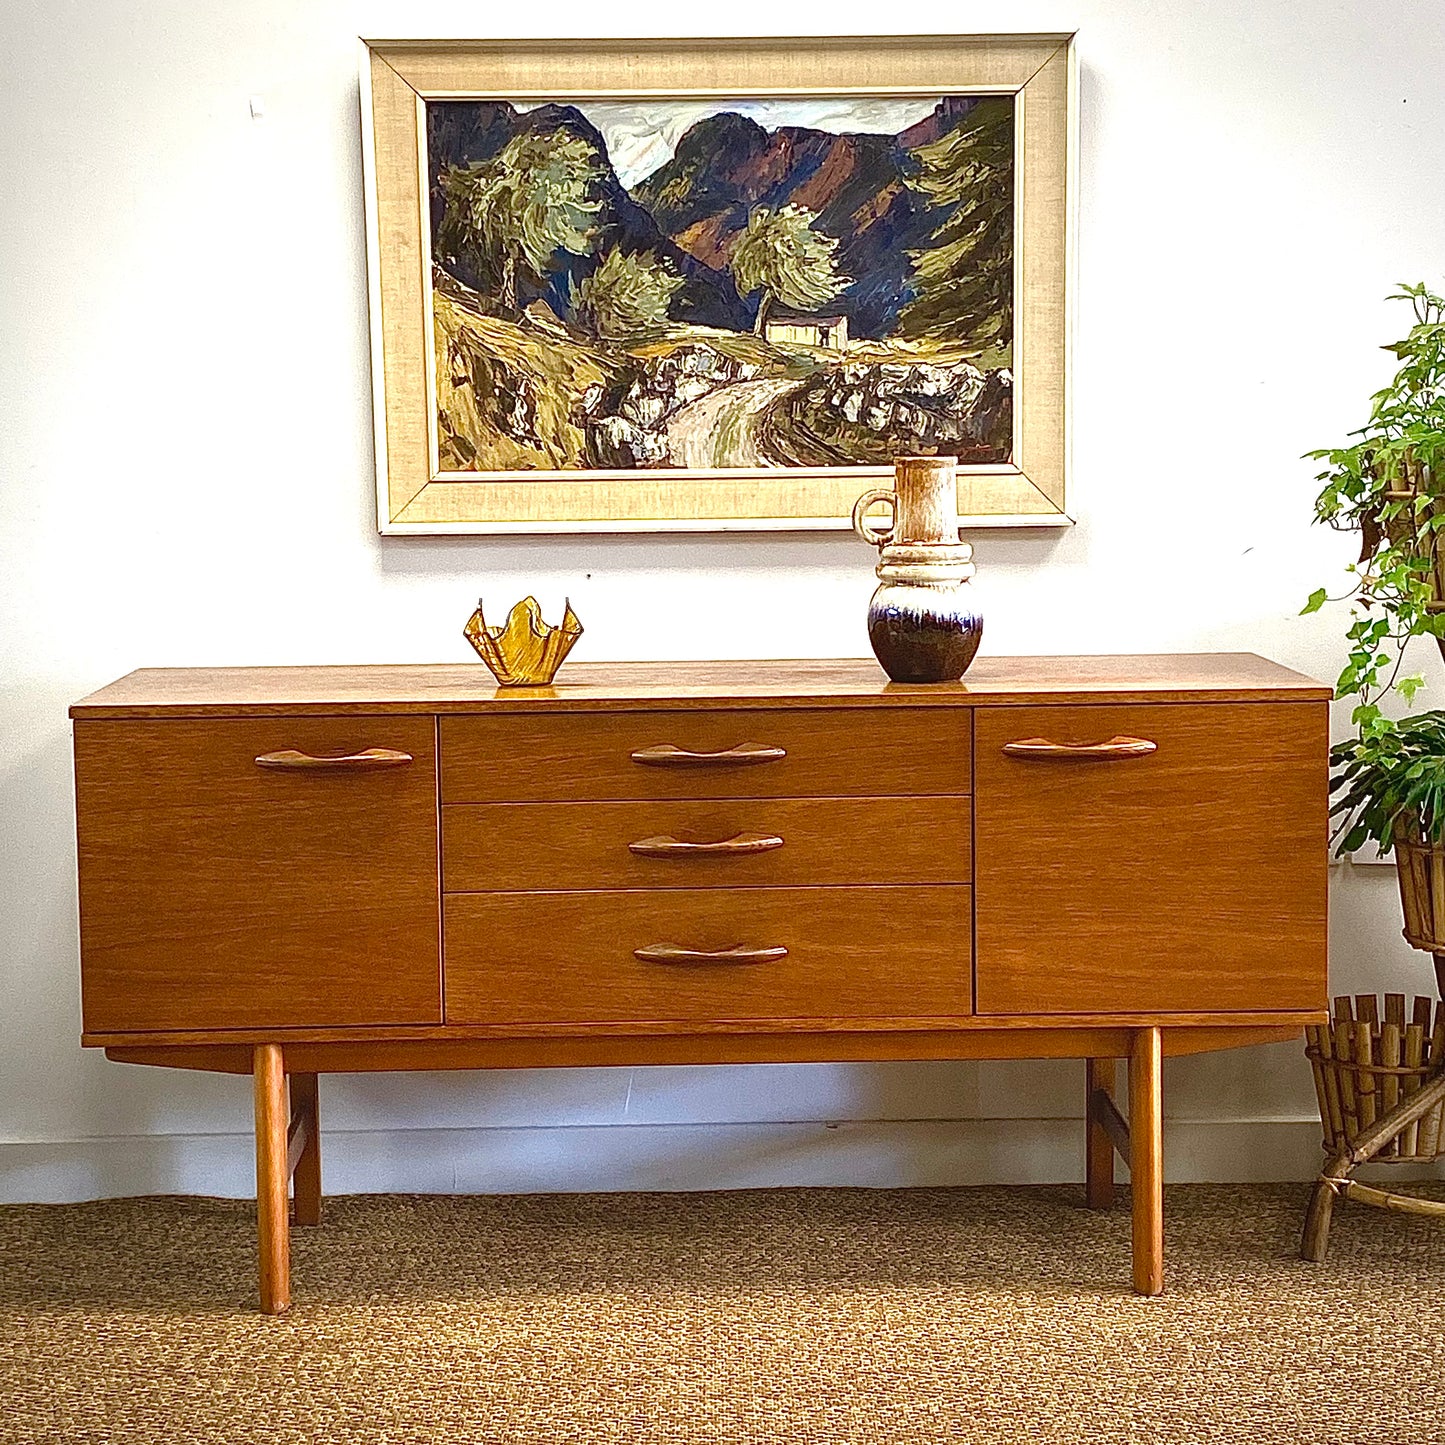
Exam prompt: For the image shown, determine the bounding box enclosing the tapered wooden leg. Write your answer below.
[290,1073,322,1227]
[253,1044,290,1314]
[1129,1027,1164,1297]
[1086,1057,1117,1210]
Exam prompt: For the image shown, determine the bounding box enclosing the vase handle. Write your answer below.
[852,488,896,547]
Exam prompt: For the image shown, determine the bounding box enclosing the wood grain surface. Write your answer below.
[100,1023,1308,1074]
[442,796,972,891]
[253,1044,290,1314]
[87,1015,1317,1047]
[974,702,1329,1014]
[73,717,442,1032]
[443,885,972,1025]
[439,709,971,802]
[68,654,1334,1312]
[69,655,1331,718]
[1130,1027,1165,1295]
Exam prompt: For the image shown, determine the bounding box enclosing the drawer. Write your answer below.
[74,717,442,1033]
[439,708,970,802]
[444,885,972,1024]
[973,702,1328,1014]
[442,797,971,891]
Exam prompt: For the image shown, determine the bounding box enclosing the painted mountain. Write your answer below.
[425,94,1013,473]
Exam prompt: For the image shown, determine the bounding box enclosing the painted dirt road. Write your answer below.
[663,377,803,469]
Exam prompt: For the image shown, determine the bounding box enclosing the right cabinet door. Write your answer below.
[974,702,1328,1015]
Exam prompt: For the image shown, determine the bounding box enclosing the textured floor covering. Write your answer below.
[3,1184,1444,1444]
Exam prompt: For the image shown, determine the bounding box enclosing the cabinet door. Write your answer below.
[974,702,1327,1015]
[75,717,441,1033]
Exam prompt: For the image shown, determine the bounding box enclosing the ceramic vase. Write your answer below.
[852,456,983,684]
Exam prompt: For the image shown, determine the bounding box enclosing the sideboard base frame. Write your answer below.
[107,1017,1311,1313]
[94,1016,1314,1067]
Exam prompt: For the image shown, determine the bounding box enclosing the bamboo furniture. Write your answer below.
[1299,805,1445,1257]
[70,655,1330,1312]
[1301,992,1445,1257]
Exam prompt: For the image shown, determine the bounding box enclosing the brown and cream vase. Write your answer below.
[853,456,983,683]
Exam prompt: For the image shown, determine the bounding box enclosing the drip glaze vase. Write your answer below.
[852,456,983,683]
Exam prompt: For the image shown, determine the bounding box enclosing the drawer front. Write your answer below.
[442,797,971,891]
[74,717,442,1033]
[974,702,1328,1014]
[439,708,970,803]
[444,886,972,1024]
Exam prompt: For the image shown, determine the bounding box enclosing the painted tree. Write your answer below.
[898,97,1014,353]
[571,248,684,341]
[728,205,849,336]
[437,130,604,314]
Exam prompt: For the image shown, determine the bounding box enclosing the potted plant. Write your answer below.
[1308,283,1445,983]
[1301,283,1445,1258]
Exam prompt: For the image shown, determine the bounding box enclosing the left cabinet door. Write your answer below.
[74,717,441,1033]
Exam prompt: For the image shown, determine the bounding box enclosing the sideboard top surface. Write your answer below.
[70,654,1331,718]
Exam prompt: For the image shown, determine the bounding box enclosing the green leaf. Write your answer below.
[1310,283,1445,848]
[1352,701,1384,730]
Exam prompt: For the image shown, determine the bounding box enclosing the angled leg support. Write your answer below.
[290,1073,322,1227]
[1085,1057,1119,1209]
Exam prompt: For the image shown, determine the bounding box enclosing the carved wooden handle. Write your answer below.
[1001,735,1158,761]
[629,743,787,767]
[254,747,414,772]
[633,943,788,966]
[628,832,785,857]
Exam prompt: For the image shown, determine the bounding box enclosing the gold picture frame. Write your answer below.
[360,33,1075,534]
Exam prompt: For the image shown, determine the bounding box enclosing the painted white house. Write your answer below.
[764,313,849,350]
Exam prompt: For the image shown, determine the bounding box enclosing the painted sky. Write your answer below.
[515,96,946,190]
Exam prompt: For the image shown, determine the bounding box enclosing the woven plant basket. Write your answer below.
[1392,827,1445,997]
[1305,994,1445,1162]
[1378,453,1445,620]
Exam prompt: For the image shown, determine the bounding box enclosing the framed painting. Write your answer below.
[360,34,1075,533]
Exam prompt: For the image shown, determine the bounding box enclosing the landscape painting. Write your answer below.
[425,94,1015,476]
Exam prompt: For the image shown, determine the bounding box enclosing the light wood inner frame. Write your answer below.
[360,34,1076,533]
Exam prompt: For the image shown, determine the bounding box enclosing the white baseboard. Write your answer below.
[2,1116,1406,1204]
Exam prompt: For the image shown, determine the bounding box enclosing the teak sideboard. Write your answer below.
[70,655,1330,1312]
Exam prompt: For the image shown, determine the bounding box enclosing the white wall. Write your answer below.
[4,0,1444,1201]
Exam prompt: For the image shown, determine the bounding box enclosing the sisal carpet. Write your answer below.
[3,1183,1444,1444]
